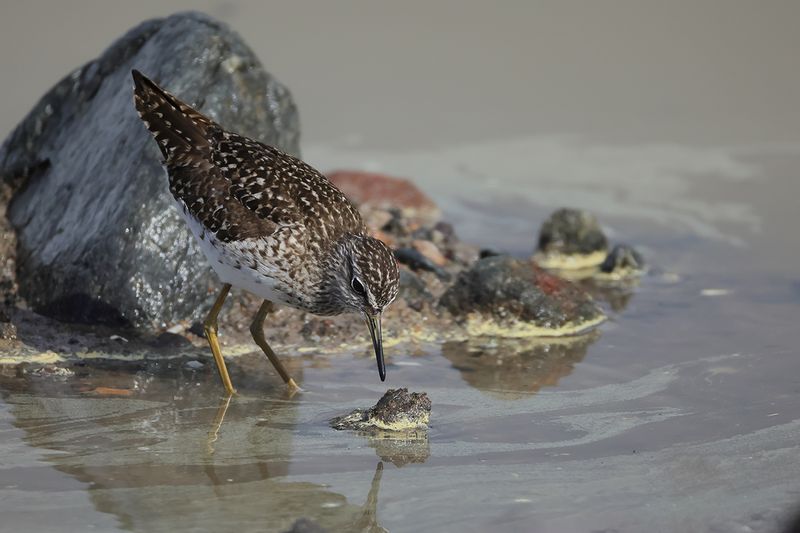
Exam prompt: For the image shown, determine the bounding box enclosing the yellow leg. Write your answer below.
[250,300,299,391]
[204,283,235,395]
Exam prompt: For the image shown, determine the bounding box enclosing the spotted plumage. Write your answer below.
[132,70,399,385]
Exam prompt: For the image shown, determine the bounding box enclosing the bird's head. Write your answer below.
[324,233,399,381]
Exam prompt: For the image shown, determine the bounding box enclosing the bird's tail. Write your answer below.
[131,70,215,160]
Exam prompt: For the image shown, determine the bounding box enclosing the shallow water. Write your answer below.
[2,3,800,533]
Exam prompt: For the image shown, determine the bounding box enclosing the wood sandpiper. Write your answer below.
[132,70,399,394]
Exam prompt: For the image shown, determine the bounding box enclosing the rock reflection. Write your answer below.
[582,280,638,313]
[0,362,389,532]
[441,332,598,399]
[364,430,430,468]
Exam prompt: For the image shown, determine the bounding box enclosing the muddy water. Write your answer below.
[2,3,800,533]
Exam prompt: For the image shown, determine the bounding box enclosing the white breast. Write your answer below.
[175,200,290,305]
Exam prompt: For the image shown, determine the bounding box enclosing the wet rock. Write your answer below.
[0,12,299,330]
[599,244,645,277]
[439,255,604,336]
[535,208,608,269]
[331,388,432,431]
[327,171,440,223]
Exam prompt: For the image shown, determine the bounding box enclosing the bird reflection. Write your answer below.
[0,364,396,532]
[348,462,388,533]
[441,332,599,399]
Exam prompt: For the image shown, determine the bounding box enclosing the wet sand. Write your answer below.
[1,3,800,532]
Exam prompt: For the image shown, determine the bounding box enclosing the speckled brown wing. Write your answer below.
[166,161,284,242]
[133,69,364,245]
[208,131,365,242]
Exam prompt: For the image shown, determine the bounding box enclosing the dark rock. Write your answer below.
[0,12,299,330]
[535,208,608,268]
[479,248,501,259]
[397,269,433,311]
[331,388,432,431]
[600,244,645,274]
[439,255,604,334]
[394,248,449,279]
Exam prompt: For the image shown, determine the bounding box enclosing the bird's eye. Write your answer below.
[351,277,366,295]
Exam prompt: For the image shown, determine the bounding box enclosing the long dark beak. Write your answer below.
[365,313,386,381]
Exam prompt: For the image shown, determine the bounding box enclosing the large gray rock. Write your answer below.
[0,12,299,329]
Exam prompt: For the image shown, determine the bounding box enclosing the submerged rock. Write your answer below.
[331,388,432,431]
[0,12,299,329]
[599,244,645,279]
[439,255,604,337]
[535,208,608,269]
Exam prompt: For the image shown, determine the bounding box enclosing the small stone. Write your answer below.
[394,248,449,279]
[331,388,432,431]
[535,208,608,269]
[411,239,447,267]
[599,244,645,275]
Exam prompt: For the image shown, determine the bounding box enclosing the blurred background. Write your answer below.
[3,1,800,146]
[2,0,798,265]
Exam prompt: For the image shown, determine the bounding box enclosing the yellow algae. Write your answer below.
[0,350,61,365]
[593,266,644,283]
[369,411,430,431]
[463,313,605,339]
[534,250,607,271]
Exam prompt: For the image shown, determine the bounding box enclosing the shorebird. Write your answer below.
[132,70,399,394]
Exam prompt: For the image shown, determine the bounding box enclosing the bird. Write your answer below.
[131,70,399,395]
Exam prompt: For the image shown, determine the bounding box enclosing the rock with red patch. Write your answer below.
[326,171,440,222]
[439,255,603,332]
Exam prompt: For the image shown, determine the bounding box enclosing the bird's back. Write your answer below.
[131,70,364,246]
